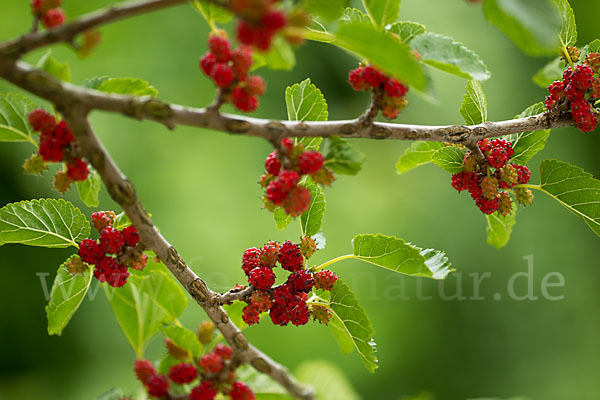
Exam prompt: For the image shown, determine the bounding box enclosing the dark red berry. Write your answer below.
[207,35,232,62]
[265,150,281,176]
[242,304,261,325]
[313,270,338,291]
[199,352,223,374]
[78,238,104,265]
[169,363,198,384]
[250,290,273,312]
[269,303,290,326]
[66,158,89,181]
[134,359,155,384]
[28,109,56,133]
[278,241,303,272]
[298,151,325,175]
[242,247,262,276]
[288,300,310,326]
[232,87,258,112]
[230,381,256,400]
[261,10,287,31]
[249,266,276,290]
[190,381,218,400]
[100,226,124,254]
[94,256,117,283]
[146,374,169,398]
[91,211,115,232]
[42,8,65,28]
[232,45,253,80]
[283,186,311,217]
[286,270,314,293]
[362,66,385,88]
[122,226,140,247]
[53,120,75,146]
[213,343,233,360]
[107,263,129,288]
[38,139,64,162]
[260,241,279,267]
[210,63,234,88]
[245,75,266,96]
[383,79,408,98]
[200,52,216,76]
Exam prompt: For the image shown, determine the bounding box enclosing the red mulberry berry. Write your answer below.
[127,252,148,271]
[266,180,288,205]
[107,263,129,288]
[487,148,509,169]
[42,8,65,28]
[476,196,500,215]
[288,300,310,326]
[278,170,300,190]
[362,66,386,88]
[348,68,369,91]
[287,270,314,293]
[585,52,600,73]
[210,63,234,88]
[278,241,303,272]
[242,304,261,326]
[199,352,223,374]
[251,290,273,312]
[53,120,75,146]
[283,186,311,217]
[230,381,256,400]
[122,225,140,247]
[236,20,258,47]
[246,75,266,96]
[94,256,117,283]
[200,52,216,76]
[28,109,56,133]
[281,138,294,152]
[146,374,169,398]
[272,284,293,304]
[298,151,325,175]
[451,171,474,192]
[190,381,218,400]
[91,211,115,232]
[262,10,287,31]
[39,139,64,162]
[208,35,232,62]
[134,359,156,384]
[571,64,594,91]
[232,45,253,80]
[169,363,198,384]
[242,247,262,275]
[100,226,124,254]
[477,138,491,154]
[260,241,279,267]
[313,270,338,291]
[213,343,233,361]
[249,267,276,290]
[78,238,104,265]
[384,79,408,98]
[513,164,531,184]
[269,303,290,326]
[66,158,89,181]
[232,87,258,112]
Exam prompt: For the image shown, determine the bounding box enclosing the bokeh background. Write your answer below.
[1,0,599,399]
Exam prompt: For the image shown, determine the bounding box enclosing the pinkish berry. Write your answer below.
[313,270,338,291]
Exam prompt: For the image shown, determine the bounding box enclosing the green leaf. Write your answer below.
[105,265,188,357]
[387,21,426,43]
[0,93,38,143]
[305,0,348,21]
[482,0,562,57]
[587,39,600,54]
[300,183,325,237]
[236,365,290,398]
[459,80,488,125]
[395,141,444,174]
[45,255,93,335]
[486,204,517,250]
[297,137,322,151]
[76,169,102,208]
[553,0,577,47]
[509,103,550,165]
[0,198,90,248]
[352,233,454,279]
[532,56,563,88]
[191,0,233,24]
[432,146,466,174]
[537,160,600,237]
[342,8,371,24]
[273,207,292,231]
[335,22,426,90]
[294,361,360,400]
[328,279,377,373]
[410,33,491,81]
[84,77,158,97]
[264,36,296,71]
[362,0,401,29]
[161,324,203,357]
[94,388,124,400]
[322,136,366,176]
[112,211,132,230]
[37,51,71,82]
[285,79,328,122]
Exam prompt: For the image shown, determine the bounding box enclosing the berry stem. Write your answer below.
[560,38,575,70]
[313,254,355,272]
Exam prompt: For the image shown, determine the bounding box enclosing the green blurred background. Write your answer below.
[1,0,599,399]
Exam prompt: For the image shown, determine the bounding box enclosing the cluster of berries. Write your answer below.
[545,48,600,132]
[261,138,333,217]
[450,139,533,215]
[231,0,293,51]
[30,0,65,29]
[26,109,90,193]
[135,333,255,400]
[348,64,409,120]
[75,211,147,287]
[238,237,338,327]
[200,34,266,112]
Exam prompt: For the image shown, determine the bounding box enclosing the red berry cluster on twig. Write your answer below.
[200,34,266,112]
[348,64,409,119]
[260,138,334,217]
[238,238,337,327]
[545,50,600,132]
[450,139,533,214]
[135,338,256,400]
[30,0,65,29]
[28,109,90,193]
[76,211,147,287]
